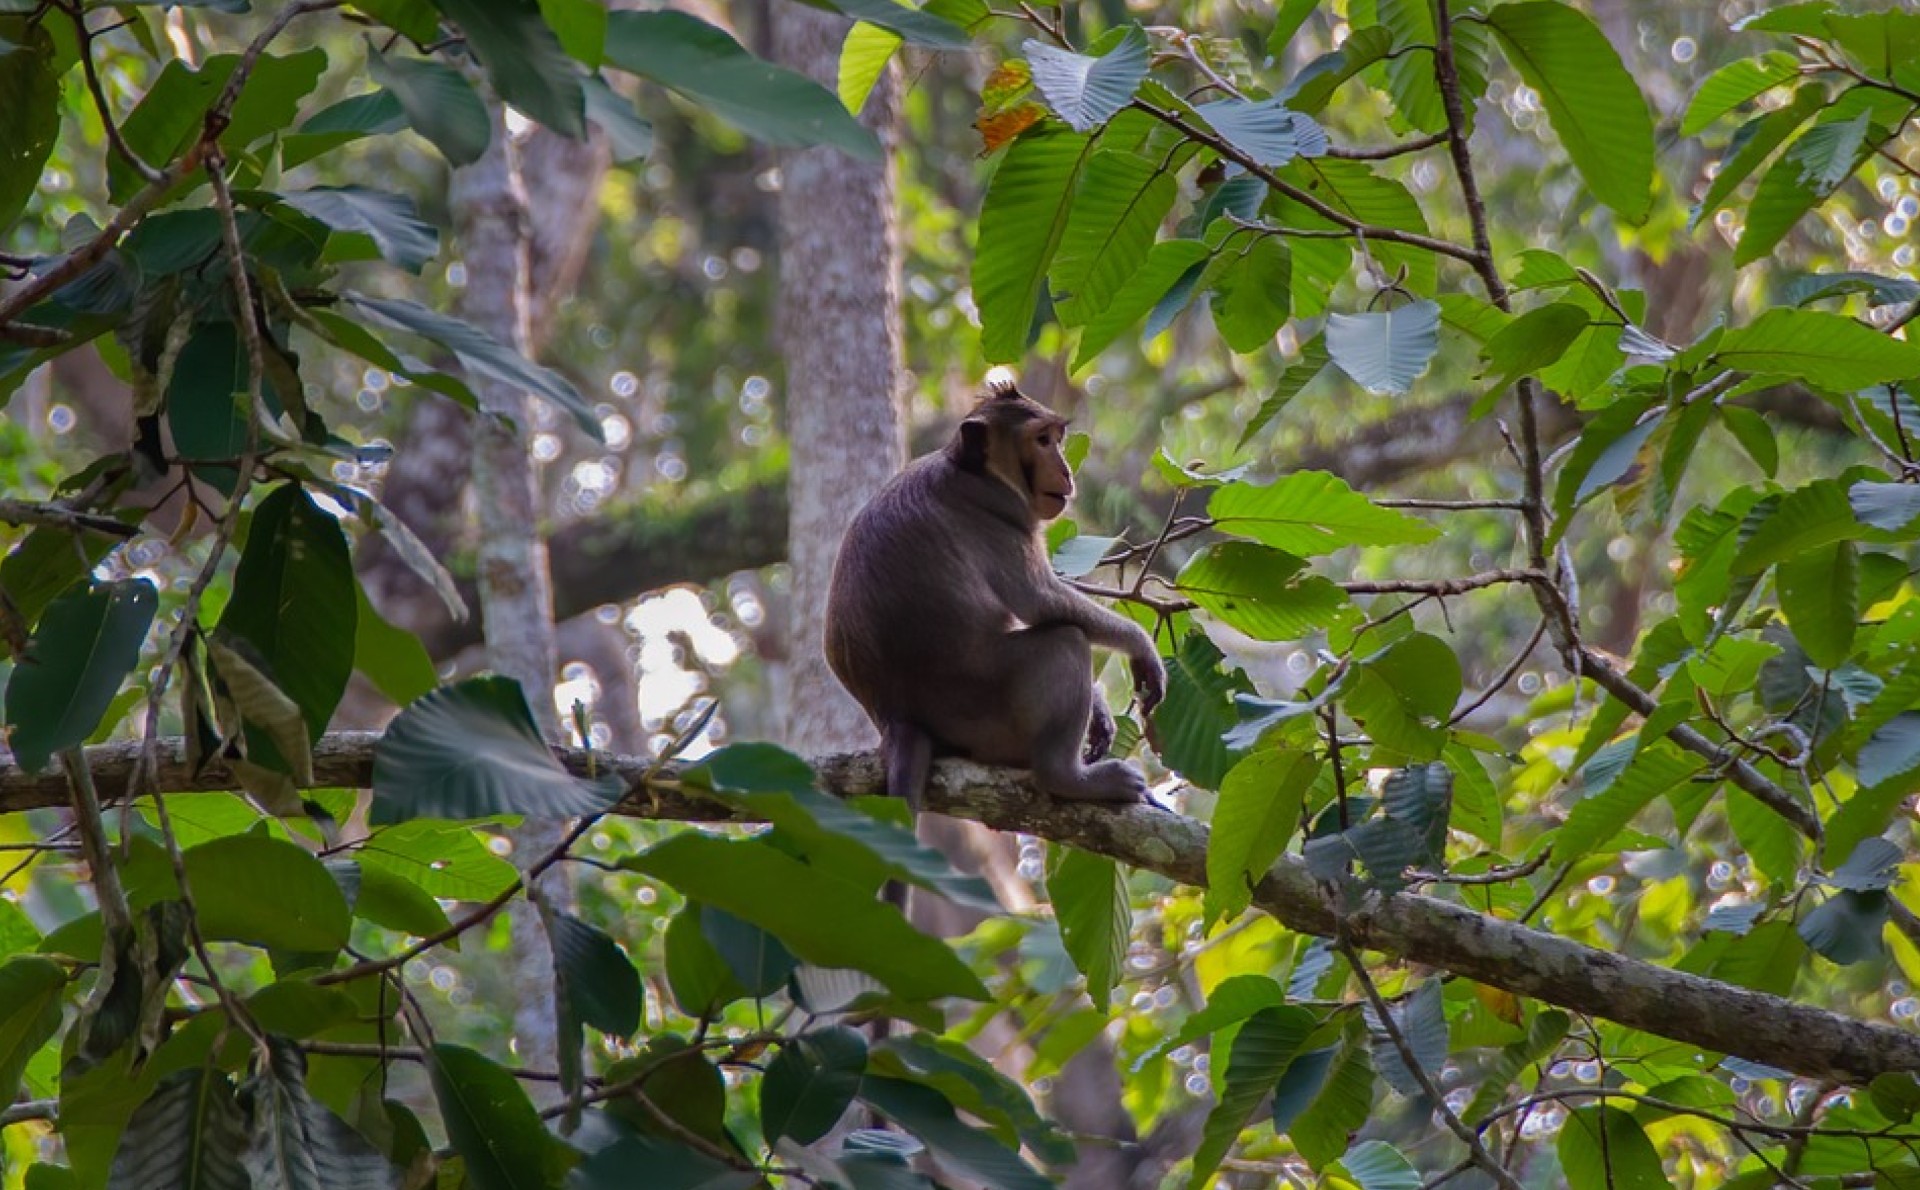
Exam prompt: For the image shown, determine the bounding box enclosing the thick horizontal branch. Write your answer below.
[4,733,1915,1084]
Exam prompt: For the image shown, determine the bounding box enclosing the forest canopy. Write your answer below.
[3,0,1920,1187]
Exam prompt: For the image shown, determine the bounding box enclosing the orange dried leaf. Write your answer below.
[1474,981,1524,1026]
[975,104,1045,153]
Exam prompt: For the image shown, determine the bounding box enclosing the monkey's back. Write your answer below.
[825,453,1031,719]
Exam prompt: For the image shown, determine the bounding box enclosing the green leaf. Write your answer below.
[107,1069,251,1190]
[1682,51,1800,136]
[1052,148,1179,328]
[0,19,60,234]
[1479,302,1590,396]
[1557,1106,1669,1190]
[353,0,441,41]
[1289,1033,1375,1168]
[686,743,999,912]
[1731,479,1862,576]
[819,0,966,48]
[1734,106,1881,267]
[1188,1006,1315,1189]
[1071,238,1209,369]
[430,1045,559,1190]
[1690,84,1825,228]
[1023,28,1147,132]
[1849,480,1920,532]
[1335,1141,1420,1190]
[1777,540,1856,666]
[1209,234,1292,352]
[1324,301,1440,395]
[1211,471,1440,554]
[1443,743,1502,848]
[605,11,879,160]
[536,0,605,64]
[1553,399,1662,517]
[1716,308,1920,392]
[111,49,328,202]
[874,1032,1073,1165]
[662,906,745,1015]
[624,834,988,1002]
[0,524,123,631]
[1463,1009,1569,1124]
[1859,712,1920,789]
[349,860,452,936]
[1238,333,1331,447]
[838,23,902,115]
[1153,630,1252,790]
[431,0,584,137]
[1205,750,1320,925]
[280,187,438,273]
[371,676,624,823]
[367,50,490,167]
[1721,404,1779,477]
[283,90,409,168]
[1046,847,1128,1010]
[1554,743,1705,862]
[1366,979,1446,1097]
[4,578,157,773]
[760,1027,867,1144]
[1727,789,1803,887]
[0,957,64,1109]
[1193,98,1328,166]
[352,583,437,707]
[243,1043,402,1190]
[1137,974,1286,1068]
[186,835,352,952]
[353,820,518,901]
[1278,159,1435,295]
[222,484,357,755]
[975,127,1093,362]
[1177,542,1355,642]
[344,294,604,440]
[1486,1,1653,223]
[549,910,642,1038]
[582,75,653,163]
[572,1120,754,1190]
[858,1077,1051,1190]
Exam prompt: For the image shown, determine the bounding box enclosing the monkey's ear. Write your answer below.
[956,417,991,471]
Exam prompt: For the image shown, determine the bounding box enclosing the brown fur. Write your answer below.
[825,383,1166,809]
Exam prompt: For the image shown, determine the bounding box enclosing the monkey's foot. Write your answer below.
[1041,759,1148,804]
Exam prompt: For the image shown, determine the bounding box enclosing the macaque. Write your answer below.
[825,379,1166,810]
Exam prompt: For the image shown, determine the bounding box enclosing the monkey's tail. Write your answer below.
[882,721,933,813]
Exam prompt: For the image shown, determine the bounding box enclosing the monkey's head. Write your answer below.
[951,382,1074,522]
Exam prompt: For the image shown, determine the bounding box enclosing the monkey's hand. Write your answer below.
[1130,645,1166,714]
[1084,693,1116,764]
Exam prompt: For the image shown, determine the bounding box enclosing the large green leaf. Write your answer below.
[0,18,60,234]
[1734,103,1884,267]
[549,910,642,1038]
[625,834,988,1002]
[283,90,409,169]
[1136,974,1285,1068]
[367,51,490,166]
[1324,301,1440,395]
[1277,159,1435,294]
[1777,540,1856,667]
[1071,238,1209,368]
[1211,471,1440,554]
[1335,1142,1420,1190]
[1849,481,1920,533]
[185,835,352,952]
[107,1069,251,1190]
[1046,847,1128,1010]
[1051,148,1179,328]
[1797,889,1888,966]
[604,11,879,160]
[0,957,64,1109]
[110,48,328,202]
[1486,1,1653,223]
[873,1032,1073,1165]
[1554,743,1706,862]
[1681,51,1800,136]
[1557,1106,1667,1190]
[1176,541,1356,640]
[1239,334,1331,447]
[1208,234,1292,353]
[1730,479,1863,577]
[858,1077,1051,1190]
[1023,27,1147,132]
[1288,1032,1376,1168]
[572,1120,755,1190]
[1690,83,1825,228]
[976,127,1093,361]
[344,294,603,440]
[4,578,157,774]
[430,1045,559,1190]
[1859,712,1920,789]
[222,484,357,755]
[1365,979,1447,1097]
[1715,308,1920,392]
[243,1043,401,1190]
[760,1027,867,1145]
[1153,630,1252,790]
[816,0,967,48]
[1188,1006,1315,1188]
[1205,750,1320,925]
[352,582,438,708]
[430,0,584,137]
[370,676,625,823]
[280,187,438,273]
[1193,97,1328,166]
[355,820,518,901]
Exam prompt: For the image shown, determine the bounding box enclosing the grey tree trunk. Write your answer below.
[771,6,906,756]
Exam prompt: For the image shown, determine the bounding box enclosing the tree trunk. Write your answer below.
[770,6,906,756]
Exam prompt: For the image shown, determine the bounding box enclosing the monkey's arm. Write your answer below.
[1023,578,1167,711]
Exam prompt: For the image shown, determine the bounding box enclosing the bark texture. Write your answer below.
[771,5,906,755]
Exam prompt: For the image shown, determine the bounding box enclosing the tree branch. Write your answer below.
[5,733,1917,1085]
